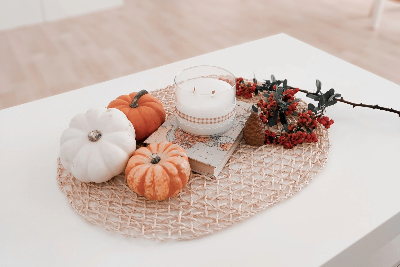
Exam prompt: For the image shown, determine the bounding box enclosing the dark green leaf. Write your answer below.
[279,101,288,107]
[276,87,284,97]
[254,88,259,95]
[279,112,288,125]
[306,94,320,101]
[252,105,258,113]
[293,111,298,116]
[253,77,258,84]
[263,93,270,98]
[306,127,312,134]
[324,88,335,101]
[320,95,326,106]
[283,79,287,88]
[268,112,278,127]
[316,80,321,94]
[328,95,335,102]
[308,103,316,111]
[283,124,289,133]
[271,75,276,83]
[334,93,341,98]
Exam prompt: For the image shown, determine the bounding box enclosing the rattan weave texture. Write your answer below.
[57,84,330,240]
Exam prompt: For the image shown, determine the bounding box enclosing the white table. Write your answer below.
[1,34,400,267]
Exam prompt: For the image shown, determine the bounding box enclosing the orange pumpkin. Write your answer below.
[107,90,166,141]
[125,141,191,201]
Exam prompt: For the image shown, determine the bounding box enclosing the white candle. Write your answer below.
[175,78,235,118]
[175,77,236,135]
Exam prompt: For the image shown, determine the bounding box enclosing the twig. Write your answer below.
[295,88,400,117]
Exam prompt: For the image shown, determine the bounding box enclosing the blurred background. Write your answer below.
[0,0,399,110]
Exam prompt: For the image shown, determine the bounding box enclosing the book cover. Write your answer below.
[144,101,252,176]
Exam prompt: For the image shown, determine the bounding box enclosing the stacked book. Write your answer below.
[145,101,252,176]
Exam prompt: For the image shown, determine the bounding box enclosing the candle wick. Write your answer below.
[212,90,215,96]
[193,87,196,93]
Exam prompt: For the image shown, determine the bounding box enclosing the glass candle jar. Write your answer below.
[174,65,236,136]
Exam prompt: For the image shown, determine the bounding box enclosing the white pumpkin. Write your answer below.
[60,107,136,183]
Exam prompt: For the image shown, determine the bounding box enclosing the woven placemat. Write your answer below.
[57,84,330,240]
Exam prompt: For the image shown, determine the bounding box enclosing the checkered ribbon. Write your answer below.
[175,108,235,124]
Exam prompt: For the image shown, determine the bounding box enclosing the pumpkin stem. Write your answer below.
[150,153,161,164]
[88,130,102,142]
[129,90,148,108]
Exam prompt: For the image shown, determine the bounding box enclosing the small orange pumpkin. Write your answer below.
[125,141,191,201]
[107,90,166,141]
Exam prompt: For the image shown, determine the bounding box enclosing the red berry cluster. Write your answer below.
[236,78,256,98]
[234,77,335,149]
[263,111,333,149]
[317,116,334,129]
[257,94,278,123]
[285,102,298,116]
[282,88,299,101]
[258,88,300,122]
[264,130,277,145]
[277,131,318,149]
[265,130,318,149]
[297,110,318,129]
[283,88,300,116]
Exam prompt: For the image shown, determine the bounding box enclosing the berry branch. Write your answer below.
[238,75,400,149]
[238,76,335,149]
[238,74,400,149]
[292,86,400,117]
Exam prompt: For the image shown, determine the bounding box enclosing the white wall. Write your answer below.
[0,0,43,31]
[0,0,124,31]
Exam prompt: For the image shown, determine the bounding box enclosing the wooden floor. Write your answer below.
[1,0,400,109]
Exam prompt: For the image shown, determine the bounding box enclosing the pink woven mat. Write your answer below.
[57,84,330,240]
